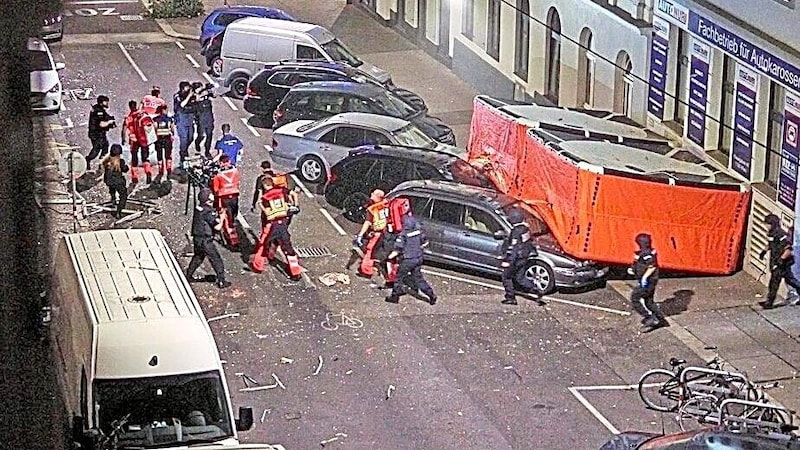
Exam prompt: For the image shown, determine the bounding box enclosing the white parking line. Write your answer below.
[117,42,147,81]
[201,72,218,87]
[421,269,631,316]
[290,174,314,199]
[223,96,238,111]
[568,387,620,435]
[175,41,185,50]
[68,0,138,4]
[185,54,200,68]
[240,117,260,137]
[236,213,250,230]
[319,208,347,236]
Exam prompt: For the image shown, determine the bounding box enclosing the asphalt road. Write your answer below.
[32,11,714,450]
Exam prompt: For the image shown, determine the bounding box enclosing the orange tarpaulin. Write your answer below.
[468,98,750,274]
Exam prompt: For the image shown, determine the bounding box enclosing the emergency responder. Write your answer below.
[96,144,129,219]
[141,86,166,117]
[500,207,538,305]
[122,100,153,184]
[758,214,800,309]
[628,233,668,330]
[210,154,241,248]
[250,176,302,279]
[173,81,197,168]
[86,95,116,169]
[385,210,436,305]
[250,160,299,212]
[153,104,175,176]
[193,82,216,157]
[213,123,243,165]
[355,190,390,278]
[186,188,231,289]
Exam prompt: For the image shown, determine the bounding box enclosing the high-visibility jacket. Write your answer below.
[123,110,144,144]
[212,167,241,197]
[141,95,166,116]
[271,173,288,189]
[366,200,390,232]
[262,187,290,221]
[154,113,173,137]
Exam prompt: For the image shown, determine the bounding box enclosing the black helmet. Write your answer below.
[97,95,109,104]
[635,233,652,250]
[179,81,191,90]
[198,188,213,204]
[764,213,781,228]
[507,207,524,225]
[110,144,123,156]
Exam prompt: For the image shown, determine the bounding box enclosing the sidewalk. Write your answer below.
[153,0,800,416]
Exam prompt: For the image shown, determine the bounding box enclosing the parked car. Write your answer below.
[274,81,456,145]
[600,428,800,449]
[324,144,491,216]
[269,113,464,184]
[29,38,64,113]
[243,61,427,123]
[199,5,294,47]
[200,30,226,78]
[40,7,63,41]
[383,180,608,294]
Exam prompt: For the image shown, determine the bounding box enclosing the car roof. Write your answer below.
[345,144,456,165]
[265,61,349,73]
[289,80,385,95]
[28,38,48,52]
[232,17,320,33]
[211,5,289,16]
[320,113,409,131]
[391,179,515,210]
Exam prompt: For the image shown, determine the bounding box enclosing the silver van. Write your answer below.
[219,17,392,98]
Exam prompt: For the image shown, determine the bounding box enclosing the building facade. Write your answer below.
[358,0,800,286]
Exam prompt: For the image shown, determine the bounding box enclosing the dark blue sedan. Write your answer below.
[199,5,294,46]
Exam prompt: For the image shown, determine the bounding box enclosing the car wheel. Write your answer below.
[230,76,248,99]
[342,192,370,223]
[210,56,223,78]
[298,155,325,184]
[515,260,556,295]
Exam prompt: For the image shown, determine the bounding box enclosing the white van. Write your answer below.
[219,17,391,98]
[47,229,283,450]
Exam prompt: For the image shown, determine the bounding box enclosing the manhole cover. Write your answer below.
[295,246,333,258]
[127,295,152,303]
[120,14,143,21]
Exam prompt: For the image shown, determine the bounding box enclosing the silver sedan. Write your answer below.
[267,112,465,184]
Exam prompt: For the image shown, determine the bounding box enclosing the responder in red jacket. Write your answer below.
[250,176,302,279]
[141,86,166,117]
[122,100,153,184]
[355,190,390,278]
[210,154,241,248]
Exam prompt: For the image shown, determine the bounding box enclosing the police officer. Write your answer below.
[193,82,216,157]
[213,123,243,165]
[87,95,116,169]
[153,104,175,176]
[173,81,197,168]
[186,188,231,289]
[385,211,436,305]
[628,233,667,330]
[500,207,538,305]
[758,214,800,309]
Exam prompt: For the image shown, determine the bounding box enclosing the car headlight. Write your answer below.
[48,83,60,93]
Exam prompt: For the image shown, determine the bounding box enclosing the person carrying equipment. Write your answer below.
[210,154,241,248]
[153,104,175,176]
[355,190,390,278]
[250,176,302,279]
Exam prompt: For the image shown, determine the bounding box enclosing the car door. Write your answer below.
[373,157,410,193]
[404,194,436,257]
[317,126,366,168]
[426,198,466,264]
[461,205,506,271]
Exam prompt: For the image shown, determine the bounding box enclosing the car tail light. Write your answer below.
[273,107,283,124]
[246,86,260,98]
[327,171,338,183]
[271,138,277,149]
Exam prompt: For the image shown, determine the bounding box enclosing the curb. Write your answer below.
[155,19,200,41]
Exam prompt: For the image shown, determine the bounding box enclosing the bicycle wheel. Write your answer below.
[755,407,793,433]
[678,396,719,432]
[638,369,681,412]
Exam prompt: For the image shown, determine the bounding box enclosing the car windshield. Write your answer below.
[28,49,52,72]
[372,90,419,119]
[392,124,437,149]
[322,39,362,67]
[297,116,334,133]
[93,371,233,448]
[444,159,494,189]
[501,202,550,236]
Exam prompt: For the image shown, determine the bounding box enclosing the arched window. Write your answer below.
[544,8,561,103]
[487,0,501,60]
[614,51,633,116]
[577,28,594,107]
[514,0,530,79]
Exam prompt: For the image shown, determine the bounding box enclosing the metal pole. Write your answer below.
[69,153,77,233]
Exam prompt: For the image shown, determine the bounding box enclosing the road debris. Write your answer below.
[239,373,285,392]
[314,356,324,375]
[320,432,348,447]
[280,357,294,364]
[236,373,260,387]
[207,312,240,323]
[318,272,351,286]
[260,408,271,423]
[386,384,395,400]
[284,412,301,420]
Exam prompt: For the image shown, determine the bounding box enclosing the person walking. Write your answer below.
[173,81,197,169]
[186,188,231,289]
[141,86,166,117]
[86,95,116,169]
[758,214,800,309]
[628,233,668,330]
[250,176,302,279]
[193,82,216,157]
[96,144,129,219]
[384,209,436,305]
[355,189,390,279]
[213,123,244,165]
[210,154,241,248]
[500,207,538,305]
[153,104,175,176]
[122,100,153,184]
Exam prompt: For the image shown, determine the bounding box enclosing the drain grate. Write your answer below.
[295,246,333,258]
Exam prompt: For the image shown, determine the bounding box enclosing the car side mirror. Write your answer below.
[493,230,507,240]
[235,406,253,431]
[55,62,66,70]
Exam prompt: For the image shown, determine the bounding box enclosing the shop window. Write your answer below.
[544,7,561,103]
[765,82,786,188]
[614,51,633,117]
[486,0,501,60]
[714,55,736,165]
[577,27,594,107]
[513,0,530,79]
[672,30,689,131]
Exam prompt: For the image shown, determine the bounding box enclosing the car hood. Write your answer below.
[30,70,59,93]
[432,142,467,159]
[410,115,453,140]
[599,431,659,450]
[358,61,392,85]
[533,231,564,254]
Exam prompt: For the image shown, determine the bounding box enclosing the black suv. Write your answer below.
[244,62,427,125]
[273,81,455,145]
[388,180,608,294]
[324,144,492,218]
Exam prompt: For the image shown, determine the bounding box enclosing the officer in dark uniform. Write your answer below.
[173,81,197,168]
[385,212,436,305]
[186,188,231,289]
[628,233,667,330]
[500,207,538,305]
[192,82,215,157]
[758,214,800,309]
[86,95,116,169]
